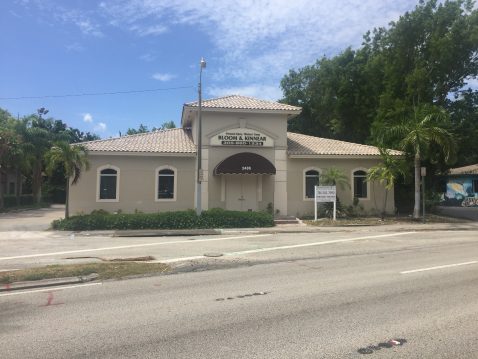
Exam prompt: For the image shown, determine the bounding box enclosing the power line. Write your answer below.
[0,85,195,100]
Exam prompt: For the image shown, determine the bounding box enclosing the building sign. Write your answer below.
[210,128,274,147]
[315,186,336,202]
[314,185,337,221]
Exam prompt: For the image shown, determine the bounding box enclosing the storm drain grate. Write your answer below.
[358,339,407,355]
[215,291,269,301]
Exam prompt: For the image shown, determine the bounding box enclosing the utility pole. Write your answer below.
[196,57,206,216]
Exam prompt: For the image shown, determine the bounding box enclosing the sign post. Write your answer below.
[421,166,426,223]
[314,186,337,221]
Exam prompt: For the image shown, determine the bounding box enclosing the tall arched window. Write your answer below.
[156,166,176,201]
[353,170,368,199]
[97,166,119,201]
[304,169,320,199]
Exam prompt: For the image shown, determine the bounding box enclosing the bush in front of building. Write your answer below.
[51,208,274,231]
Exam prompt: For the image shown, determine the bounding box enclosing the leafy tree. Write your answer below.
[126,123,149,135]
[0,123,20,209]
[45,142,90,218]
[367,149,407,219]
[375,105,456,219]
[160,121,176,130]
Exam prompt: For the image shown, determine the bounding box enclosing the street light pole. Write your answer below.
[196,57,206,216]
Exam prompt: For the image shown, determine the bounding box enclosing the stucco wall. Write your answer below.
[69,154,196,215]
[202,111,287,211]
[287,158,395,217]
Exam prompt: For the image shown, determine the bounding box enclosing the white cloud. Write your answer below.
[130,24,167,36]
[94,122,107,132]
[83,113,93,123]
[66,42,84,52]
[18,1,104,37]
[208,84,282,101]
[140,53,156,62]
[152,73,176,82]
[101,0,418,85]
[75,19,104,37]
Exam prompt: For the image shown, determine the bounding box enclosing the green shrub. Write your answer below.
[51,208,274,231]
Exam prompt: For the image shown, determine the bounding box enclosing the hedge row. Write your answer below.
[51,208,274,231]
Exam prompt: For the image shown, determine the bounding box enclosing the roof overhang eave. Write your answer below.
[88,151,196,157]
[288,153,404,159]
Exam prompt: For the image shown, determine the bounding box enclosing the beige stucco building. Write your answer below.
[70,95,401,217]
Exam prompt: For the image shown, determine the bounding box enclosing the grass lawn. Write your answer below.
[0,262,170,284]
[304,214,468,226]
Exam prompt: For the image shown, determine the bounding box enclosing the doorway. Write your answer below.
[225,175,257,211]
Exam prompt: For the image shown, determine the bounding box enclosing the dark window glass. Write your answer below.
[473,179,478,193]
[354,170,367,198]
[99,169,117,200]
[158,169,175,199]
[8,182,15,195]
[101,168,117,175]
[305,170,319,198]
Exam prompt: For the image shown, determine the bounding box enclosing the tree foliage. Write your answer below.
[0,107,98,209]
[281,0,478,167]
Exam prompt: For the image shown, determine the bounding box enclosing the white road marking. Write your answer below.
[0,234,272,261]
[158,232,416,263]
[400,261,478,274]
[0,269,19,272]
[0,282,102,297]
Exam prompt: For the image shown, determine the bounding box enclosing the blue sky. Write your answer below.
[0,0,419,138]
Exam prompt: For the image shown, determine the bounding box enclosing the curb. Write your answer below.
[0,273,99,292]
[73,223,478,238]
[113,229,221,237]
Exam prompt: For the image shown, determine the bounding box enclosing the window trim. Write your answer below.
[155,165,177,202]
[351,168,370,200]
[303,167,322,201]
[96,165,120,202]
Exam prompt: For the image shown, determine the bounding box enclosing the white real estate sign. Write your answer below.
[314,185,337,221]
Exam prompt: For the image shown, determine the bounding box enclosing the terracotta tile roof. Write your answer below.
[184,95,301,112]
[449,164,478,175]
[80,128,196,154]
[287,132,403,156]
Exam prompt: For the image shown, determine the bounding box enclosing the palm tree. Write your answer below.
[319,167,350,218]
[378,105,455,219]
[46,142,90,219]
[367,148,407,219]
[320,167,350,190]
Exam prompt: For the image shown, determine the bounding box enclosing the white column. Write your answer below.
[274,149,288,216]
[201,148,209,210]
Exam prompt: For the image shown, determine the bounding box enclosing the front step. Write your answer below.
[274,216,300,225]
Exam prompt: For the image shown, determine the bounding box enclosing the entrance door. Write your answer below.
[226,175,257,211]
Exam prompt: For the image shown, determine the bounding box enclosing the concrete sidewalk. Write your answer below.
[71,220,478,238]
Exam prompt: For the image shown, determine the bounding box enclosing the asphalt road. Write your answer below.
[2,230,478,358]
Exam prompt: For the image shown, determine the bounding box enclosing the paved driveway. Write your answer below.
[0,205,64,231]
[437,206,478,221]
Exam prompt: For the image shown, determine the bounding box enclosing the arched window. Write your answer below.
[304,169,320,200]
[97,166,119,201]
[353,170,368,199]
[156,166,176,201]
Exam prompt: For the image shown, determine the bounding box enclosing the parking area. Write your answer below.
[437,206,478,221]
[0,205,64,231]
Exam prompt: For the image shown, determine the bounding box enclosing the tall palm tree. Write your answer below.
[46,142,89,219]
[320,167,350,190]
[367,148,407,219]
[378,105,455,219]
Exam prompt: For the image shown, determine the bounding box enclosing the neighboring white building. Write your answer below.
[70,95,401,217]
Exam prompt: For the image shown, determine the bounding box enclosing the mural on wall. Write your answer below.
[441,177,478,207]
